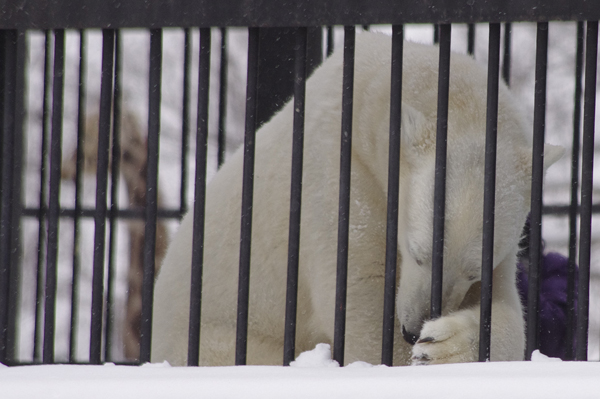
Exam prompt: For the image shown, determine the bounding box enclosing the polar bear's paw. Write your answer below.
[410,312,479,365]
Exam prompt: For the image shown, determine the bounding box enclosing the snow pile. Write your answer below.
[2,359,599,399]
[289,343,339,368]
[531,350,563,362]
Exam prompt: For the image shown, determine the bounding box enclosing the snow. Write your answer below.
[2,346,598,399]
[289,343,340,368]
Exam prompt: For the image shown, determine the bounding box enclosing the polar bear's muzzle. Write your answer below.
[402,325,419,345]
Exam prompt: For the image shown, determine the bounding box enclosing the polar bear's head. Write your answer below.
[395,105,564,345]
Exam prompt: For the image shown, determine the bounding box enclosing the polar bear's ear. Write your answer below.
[542,144,565,171]
[400,104,433,152]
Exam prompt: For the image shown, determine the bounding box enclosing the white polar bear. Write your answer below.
[151,32,563,366]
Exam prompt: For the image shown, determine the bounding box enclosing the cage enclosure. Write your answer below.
[0,0,599,371]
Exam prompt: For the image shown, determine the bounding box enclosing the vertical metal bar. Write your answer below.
[333,25,355,367]
[34,30,52,363]
[502,23,512,86]
[0,29,24,364]
[576,20,598,362]
[104,29,122,363]
[42,29,65,364]
[565,21,585,361]
[235,27,259,366]
[7,29,25,363]
[283,27,307,367]
[526,22,549,361]
[217,27,228,169]
[180,28,191,215]
[434,24,440,44]
[139,28,163,364]
[479,23,501,362]
[381,25,403,367]
[326,26,334,57]
[431,24,451,320]
[187,27,211,367]
[90,29,115,365]
[68,29,87,364]
[0,30,14,365]
[467,23,475,56]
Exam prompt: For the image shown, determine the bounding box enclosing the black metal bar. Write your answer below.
[235,27,259,366]
[431,24,451,320]
[90,29,114,365]
[333,25,355,367]
[576,20,598,362]
[187,27,211,367]
[381,24,403,367]
[104,29,122,363]
[565,21,584,362]
[42,28,65,365]
[0,29,23,364]
[34,30,52,363]
[5,0,600,29]
[139,28,163,364]
[180,28,191,214]
[23,206,182,220]
[467,23,475,56]
[0,30,14,365]
[68,29,87,364]
[502,23,512,86]
[283,26,307,367]
[478,22,501,362]
[326,26,334,57]
[434,24,440,44]
[6,29,25,363]
[18,200,593,221]
[217,27,228,169]
[525,22,549,361]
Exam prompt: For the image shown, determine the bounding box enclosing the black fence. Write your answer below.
[0,0,598,367]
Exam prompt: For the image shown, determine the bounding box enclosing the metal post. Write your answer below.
[188,27,211,367]
[381,24,403,367]
[90,29,115,365]
[565,21,585,361]
[43,29,66,365]
[68,29,87,364]
[576,20,598,362]
[431,24,451,320]
[333,25,355,366]
[526,22,549,361]
[235,27,259,366]
[139,28,163,364]
[479,23,501,362]
[283,26,308,366]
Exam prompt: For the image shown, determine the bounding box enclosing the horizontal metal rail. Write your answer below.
[2,0,599,29]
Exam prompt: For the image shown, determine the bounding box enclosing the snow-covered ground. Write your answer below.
[2,346,599,399]
[13,22,600,365]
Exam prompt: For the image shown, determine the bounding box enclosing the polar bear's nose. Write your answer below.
[402,325,419,345]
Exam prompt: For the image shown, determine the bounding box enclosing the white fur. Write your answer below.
[151,32,563,366]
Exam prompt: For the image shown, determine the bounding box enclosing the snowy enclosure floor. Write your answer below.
[2,360,599,399]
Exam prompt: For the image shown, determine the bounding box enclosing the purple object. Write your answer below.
[516,251,578,359]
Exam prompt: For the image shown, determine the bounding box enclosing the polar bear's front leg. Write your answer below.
[411,259,525,365]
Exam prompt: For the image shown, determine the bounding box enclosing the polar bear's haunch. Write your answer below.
[151,32,563,366]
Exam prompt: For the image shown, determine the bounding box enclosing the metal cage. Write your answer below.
[0,0,598,366]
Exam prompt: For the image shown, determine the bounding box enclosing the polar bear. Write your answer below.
[151,32,563,366]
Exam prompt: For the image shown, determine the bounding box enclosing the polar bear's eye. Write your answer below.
[416,258,423,266]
